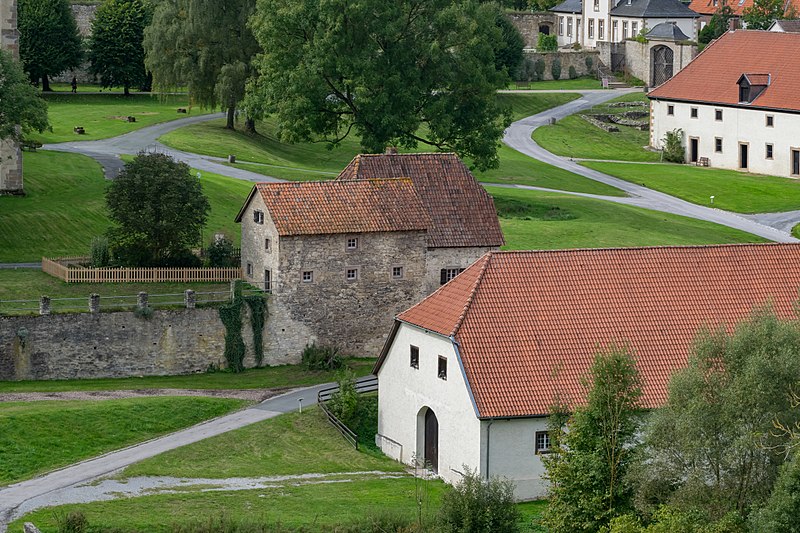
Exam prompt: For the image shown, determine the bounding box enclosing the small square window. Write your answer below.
[715,138,723,153]
[410,345,419,369]
[346,268,359,281]
[690,107,698,118]
[246,262,253,276]
[265,238,271,252]
[667,104,674,116]
[253,210,264,224]
[438,356,447,380]
[766,115,774,127]
[715,109,723,121]
[766,144,774,159]
[346,237,358,250]
[535,431,551,454]
[392,266,404,279]
[302,270,313,283]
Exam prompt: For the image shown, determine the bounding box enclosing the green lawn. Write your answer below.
[0,397,247,486]
[490,186,767,249]
[0,151,248,262]
[31,93,212,144]
[582,162,800,214]
[507,77,602,90]
[0,359,374,393]
[532,92,659,162]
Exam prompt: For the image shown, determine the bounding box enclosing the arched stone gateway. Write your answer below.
[417,406,439,473]
[651,45,675,88]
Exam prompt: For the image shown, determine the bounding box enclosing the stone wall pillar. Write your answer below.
[137,292,149,309]
[184,290,196,309]
[89,294,100,314]
[39,296,51,316]
[0,0,23,195]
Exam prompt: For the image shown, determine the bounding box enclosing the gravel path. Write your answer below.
[0,387,290,403]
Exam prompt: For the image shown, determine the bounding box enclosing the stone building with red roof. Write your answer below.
[648,30,800,177]
[374,243,800,499]
[235,152,503,360]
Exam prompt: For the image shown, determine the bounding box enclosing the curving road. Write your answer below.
[41,89,800,242]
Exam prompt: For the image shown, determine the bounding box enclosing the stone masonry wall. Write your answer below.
[507,12,557,49]
[0,307,273,381]
[425,247,495,296]
[273,231,430,358]
[523,50,601,80]
[1,0,23,195]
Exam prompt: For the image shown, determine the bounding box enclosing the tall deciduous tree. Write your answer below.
[698,0,734,44]
[247,0,514,171]
[88,0,154,95]
[631,309,800,521]
[542,346,643,533]
[0,50,49,142]
[143,0,260,130]
[18,0,82,92]
[742,0,785,29]
[105,153,210,267]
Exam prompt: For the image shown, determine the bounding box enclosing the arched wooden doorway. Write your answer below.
[424,408,439,472]
[651,45,674,87]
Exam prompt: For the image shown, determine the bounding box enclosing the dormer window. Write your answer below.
[738,73,770,104]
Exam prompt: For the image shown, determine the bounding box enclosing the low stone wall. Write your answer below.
[522,50,600,81]
[0,307,274,381]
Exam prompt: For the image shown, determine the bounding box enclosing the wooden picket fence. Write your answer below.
[42,257,242,284]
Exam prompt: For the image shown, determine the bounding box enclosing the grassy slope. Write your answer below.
[507,77,601,90]
[582,162,800,214]
[0,359,375,393]
[32,94,212,144]
[491,186,767,249]
[0,397,246,486]
[532,92,660,162]
[0,152,248,262]
[123,408,401,478]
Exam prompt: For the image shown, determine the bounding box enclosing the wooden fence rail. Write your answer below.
[42,257,242,284]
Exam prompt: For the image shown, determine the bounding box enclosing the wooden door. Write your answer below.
[424,409,439,473]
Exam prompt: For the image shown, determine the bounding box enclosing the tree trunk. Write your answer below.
[245,117,257,134]
[124,84,130,97]
[226,106,235,130]
[41,74,51,92]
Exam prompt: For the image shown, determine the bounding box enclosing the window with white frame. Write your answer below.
[346,237,358,250]
[346,267,359,281]
[593,0,599,10]
[588,18,595,39]
[612,20,618,41]
[302,270,313,283]
[598,19,605,40]
[392,266,404,279]
[440,268,465,285]
[567,17,573,37]
[623,20,628,39]
[535,431,551,454]
[715,137,723,153]
[559,16,564,35]
[253,210,264,224]
[632,21,638,35]
[766,143,774,159]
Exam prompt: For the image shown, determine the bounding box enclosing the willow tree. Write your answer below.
[143,0,260,130]
[247,0,515,171]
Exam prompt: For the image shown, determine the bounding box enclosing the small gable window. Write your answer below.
[410,345,419,369]
[438,356,447,380]
[738,73,770,104]
[535,431,551,454]
[253,210,264,224]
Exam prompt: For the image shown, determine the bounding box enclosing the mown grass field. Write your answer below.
[491,186,767,249]
[0,359,375,393]
[532,92,659,162]
[31,94,213,144]
[506,76,601,90]
[0,397,247,486]
[582,162,800,214]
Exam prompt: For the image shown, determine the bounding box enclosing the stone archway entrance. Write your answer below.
[651,45,674,87]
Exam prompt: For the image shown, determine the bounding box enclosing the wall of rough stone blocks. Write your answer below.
[523,50,601,80]
[51,3,99,84]
[1,0,23,195]
[0,307,272,381]
[623,39,697,88]
[507,12,557,49]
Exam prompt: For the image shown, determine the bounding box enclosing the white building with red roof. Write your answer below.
[648,30,800,176]
[374,243,800,500]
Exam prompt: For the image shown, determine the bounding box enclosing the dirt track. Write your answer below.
[0,387,289,403]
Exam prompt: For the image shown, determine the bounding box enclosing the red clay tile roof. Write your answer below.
[688,0,800,15]
[648,31,800,111]
[391,244,800,418]
[244,179,430,236]
[337,153,505,248]
[741,73,771,85]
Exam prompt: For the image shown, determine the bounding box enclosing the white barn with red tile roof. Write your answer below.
[374,243,800,500]
[648,30,800,176]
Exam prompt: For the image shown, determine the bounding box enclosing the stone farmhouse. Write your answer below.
[649,30,800,177]
[0,0,22,195]
[374,243,800,500]
[236,153,504,359]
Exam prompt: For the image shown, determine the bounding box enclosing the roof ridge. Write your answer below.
[256,178,414,187]
[487,242,797,256]
[451,253,493,338]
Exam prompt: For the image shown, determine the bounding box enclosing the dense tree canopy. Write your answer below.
[18,0,82,91]
[0,50,49,142]
[88,0,154,95]
[247,0,515,171]
[742,0,786,30]
[144,0,260,129]
[698,1,734,44]
[105,153,210,267]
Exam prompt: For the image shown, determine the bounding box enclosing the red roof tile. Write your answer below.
[688,0,800,16]
[391,244,800,418]
[248,179,430,236]
[337,153,505,248]
[648,31,800,111]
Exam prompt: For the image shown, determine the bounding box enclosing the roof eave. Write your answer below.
[234,185,259,223]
